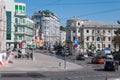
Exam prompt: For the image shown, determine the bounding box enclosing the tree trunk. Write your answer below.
[119,43,120,52]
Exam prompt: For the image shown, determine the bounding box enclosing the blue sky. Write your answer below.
[15,0,120,26]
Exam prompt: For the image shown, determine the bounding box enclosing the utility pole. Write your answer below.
[31,25,35,61]
[95,26,97,53]
[81,25,84,53]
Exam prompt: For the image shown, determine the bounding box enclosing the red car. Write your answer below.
[91,56,105,64]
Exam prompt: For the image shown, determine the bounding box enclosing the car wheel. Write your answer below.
[113,69,116,71]
[116,67,118,70]
[104,68,107,71]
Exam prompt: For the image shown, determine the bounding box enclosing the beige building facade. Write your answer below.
[66,17,120,53]
[0,0,6,51]
[60,31,66,46]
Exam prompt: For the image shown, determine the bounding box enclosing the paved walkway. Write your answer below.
[0,51,83,72]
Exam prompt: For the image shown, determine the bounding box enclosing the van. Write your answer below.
[104,60,119,71]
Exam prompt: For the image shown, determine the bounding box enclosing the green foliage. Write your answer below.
[43,10,53,14]
[88,44,96,51]
[60,26,65,31]
[113,28,120,50]
[114,28,120,35]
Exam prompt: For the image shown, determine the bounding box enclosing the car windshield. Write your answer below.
[106,53,112,55]
[106,61,113,65]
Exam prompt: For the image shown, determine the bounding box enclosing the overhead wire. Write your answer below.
[61,8,120,20]
[23,0,120,22]
[43,1,120,6]
[26,0,62,12]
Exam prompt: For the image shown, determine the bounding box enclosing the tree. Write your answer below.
[113,28,120,51]
[60,26,65,31]
[88,44,96,52]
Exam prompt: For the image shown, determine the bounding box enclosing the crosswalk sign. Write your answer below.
[31,44,36,49]
[74,39,78,44]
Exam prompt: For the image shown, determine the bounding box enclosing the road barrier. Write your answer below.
[0,48,13,66]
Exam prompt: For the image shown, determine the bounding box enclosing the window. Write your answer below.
[23,19,25,23]
[19,27,22,32]
[15,18,18,23]
[86,30,89,33]
[86,43,89,47]
[19,35,22,40]
[15,27,18,32]
[23,6,25,11]
[73,37,75,40]
[20,18,22,23]
[108,30,111,33]
[103,44,105,48]
[97,30,100,33]
[108,44,111,48]
[86,36,89,41]
[92,36,94,41]
[78,22,80,25]
[103,30,105,34]
[108,37,110,41]
[19,5,22,10]
[92,30,94,34]
[98,44,100,48]
[103,37,106,41]
[6,11,11,40]
[73,30,76,33]
[78,29,80,33]
[15,5,18,10]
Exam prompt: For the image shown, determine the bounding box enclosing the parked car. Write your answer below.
[84,54,88,58]
[91,56,105,64]
[62,50,70,56]
[56,49,64,55]
[76,54,85,60]
[112,52,120,64]
[88,52,94,57]
[49,46,56,54]
[105,53,114,59]
[104,60,119,71]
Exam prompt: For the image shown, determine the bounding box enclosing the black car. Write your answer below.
[104,60,119,71]
[88,52,94,57]
[76,54,85,60]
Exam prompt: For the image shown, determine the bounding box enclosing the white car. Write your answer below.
[84,54,88,58]
[105,53,113,59]
[64,50,70,56]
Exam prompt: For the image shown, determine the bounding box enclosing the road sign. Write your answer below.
[74,39,78,44]
[97,37,100,41]
[31,44,36,49]
[74,44,78,48]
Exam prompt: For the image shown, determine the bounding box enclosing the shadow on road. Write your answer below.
[1,72,46,78]
[93,68,105,71]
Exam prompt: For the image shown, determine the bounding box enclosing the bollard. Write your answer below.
[105,75,108,80]
[81,77,84,80]
[59,62,61,68]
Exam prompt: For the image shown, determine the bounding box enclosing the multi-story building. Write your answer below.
[14,2,34,48]
[4,1,34,48]
[4,0,15,48]
[60,31,66,46]
[0,0,6,51]
[66,17,120,53]
[32,10,60,47]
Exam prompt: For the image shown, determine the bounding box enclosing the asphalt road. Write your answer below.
[0,49,120,80]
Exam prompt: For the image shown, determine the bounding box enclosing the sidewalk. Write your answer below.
[0,51,83,72]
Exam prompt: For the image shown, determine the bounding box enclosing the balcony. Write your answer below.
[14,32,25,35]
[14,23,27,26]
[14,12,27,18]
